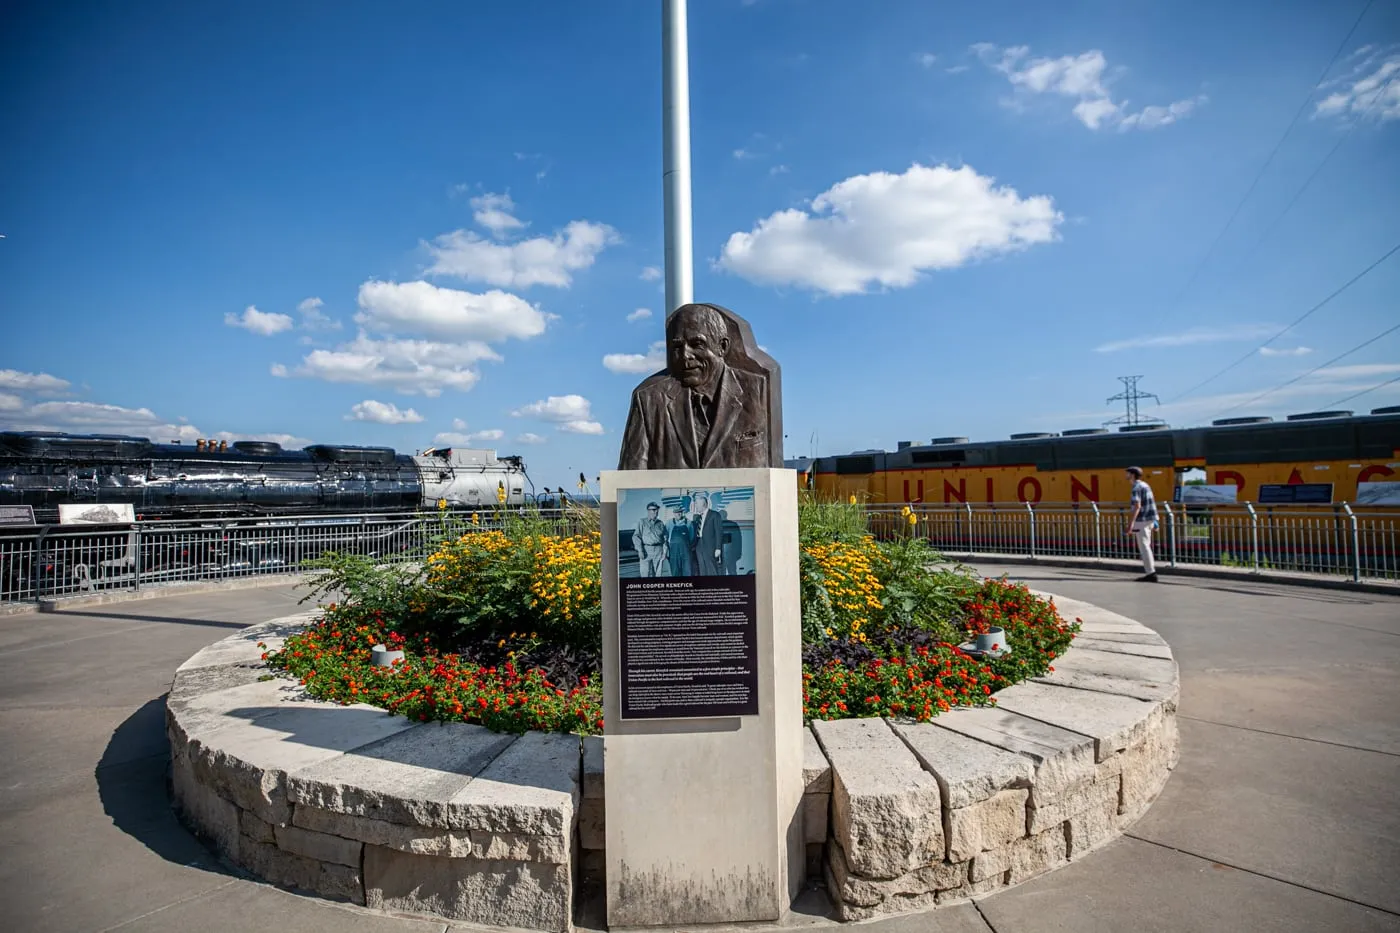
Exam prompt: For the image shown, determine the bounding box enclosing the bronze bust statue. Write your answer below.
[618,302,783,470]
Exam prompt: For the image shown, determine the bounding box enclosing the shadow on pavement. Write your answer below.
[47,609,253,629]
[95,696,236,875]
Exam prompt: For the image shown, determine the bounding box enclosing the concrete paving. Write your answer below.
[0,567,1397,932]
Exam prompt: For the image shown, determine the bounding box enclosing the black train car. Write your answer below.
[0,431,422,523]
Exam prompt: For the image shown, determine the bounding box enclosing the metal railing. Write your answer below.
[862,501,1399,584]
[0,508,594,605]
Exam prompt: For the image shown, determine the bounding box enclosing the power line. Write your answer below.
[1165,0,1375,309]
[1168,239,1400,403]
[1323,373,1400,409]
[1212,320,1400,418]
[1237,70,1400,268]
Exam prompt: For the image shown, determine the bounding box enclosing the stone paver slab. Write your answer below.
[582,734,604,799]
[444,730,579,836]
[287,721,517,826]
[892,720,1034,808]
[1072,637,1174,660]
[930,708,1096,797]
[991,680,1163,761]
[175,613,316,671]
[803,726,831,793]
[1032,668,1177,703]
[1052,646,1179,685]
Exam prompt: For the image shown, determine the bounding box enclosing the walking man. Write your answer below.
[632,501,669,577]
[1125,466,1158,582]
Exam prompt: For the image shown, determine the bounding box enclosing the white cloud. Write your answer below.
[471,428,504,441]
[297,296,340,331]
[515,432,547,445]
[355,279,548,342]
[432,432,472,445]
[916,52,938,68]
[452,417,468,430]
[974,44,1204,131]
[346,400,424,424]
[770,164,790,176]
[626,307,652,323]
[717,162,1061,296]
[210,430,313,449]
[285,333,500,396]
[1094,324,1277,353]
[1314,50,1400,122]
[0,392,23,411]
[946,64,970,75]
[426,217,618,288]
[511,394,604,435]
[640,266,662,282]
[1,398,200,443]
[1259,346,1313,358]
[471,192,527,239]
[603,341,666,374]
[224,305,294,336]
[270,363,289,378]
[733,148,758,160]
[0,369,70,393]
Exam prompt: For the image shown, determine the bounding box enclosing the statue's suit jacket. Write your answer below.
[617,364,770,470]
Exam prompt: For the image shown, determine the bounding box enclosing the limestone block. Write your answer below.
[181,679,416,825]
[929,708,1096,798]
[175,613,315,672]
[167,663,275,711]
[1073,630,1167,647]
[1032,668,1177,704]
[803,727,831,794]
[237,835,363,904]
[1028,776,1119,834]
[445,731,580,837]
[811,718,943,880]
[802,792,829,845]
[992,681,1162,762]
[1121,722,1177,822]
[892,720,1035,808]
[286,721,517,826]
[825,843,967,911]
[292,805,568,862]
[579,796,605,851]
[1072,637,1174,660]
[970,824,1068,884]
[582,734,604,800]
[239,809,277,844]
[1068,792,1119,858]
[946,788,1030,862]
[363,845,572,933]
[171,749,240,860]
[1050,648,1178,688]
[936,872,1010,905]
[274,823,362,868]
[1032,594,1145,632]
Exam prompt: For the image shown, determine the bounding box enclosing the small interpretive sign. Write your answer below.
[0,505,36,526]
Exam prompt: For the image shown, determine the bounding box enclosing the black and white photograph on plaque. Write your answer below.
[617,485,755,579]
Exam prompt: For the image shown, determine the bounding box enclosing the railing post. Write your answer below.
[1162,502,1177,568]
[1342,502,1360,583]
[1245,502,1259,573]
[965,502,973,556]
[133,523,142,593]
[1090,501,1101,561]
[1026,501,1036,559]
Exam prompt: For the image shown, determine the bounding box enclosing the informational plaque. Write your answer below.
[615,483,760,719]
[0,505,36,526]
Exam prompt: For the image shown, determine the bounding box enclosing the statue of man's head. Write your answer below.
[667,304,730,390]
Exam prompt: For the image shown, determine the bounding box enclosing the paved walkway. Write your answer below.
[0,567,1397,933]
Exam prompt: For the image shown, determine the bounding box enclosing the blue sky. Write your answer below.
[2,0,1398,489]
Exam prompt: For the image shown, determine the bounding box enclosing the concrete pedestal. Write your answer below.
[600,468,804,927]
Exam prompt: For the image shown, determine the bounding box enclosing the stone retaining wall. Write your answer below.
[167,591,1177,929]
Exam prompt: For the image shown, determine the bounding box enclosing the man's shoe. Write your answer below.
[1136,572,1159,583]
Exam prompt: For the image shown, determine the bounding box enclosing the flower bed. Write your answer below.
[264,501,1077,733]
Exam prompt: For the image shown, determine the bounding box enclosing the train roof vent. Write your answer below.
[931,436,969,445]
[305,444,398,465]
[1062,428,1109,437]
[1285,410,1353,422]
[1009,432,1058,440]
[1369,405,1400,415]
[1211,416,1273,426]
[897,440,914,450]
[232,441,283,456]
[1118,424,1170,433]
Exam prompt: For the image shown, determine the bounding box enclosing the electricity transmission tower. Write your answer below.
[1105,376,1166,427]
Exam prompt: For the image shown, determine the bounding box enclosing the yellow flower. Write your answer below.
[848,494,857,505]
[907,512,917,526]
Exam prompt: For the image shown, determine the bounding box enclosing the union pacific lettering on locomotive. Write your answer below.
[0,432,534,523]
[787,407,1400,508]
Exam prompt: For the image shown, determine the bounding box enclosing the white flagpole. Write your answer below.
[662,0,694,316]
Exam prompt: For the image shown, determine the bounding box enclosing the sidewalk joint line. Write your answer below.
[1122,834,1400,917]
[1178,715,1400,758]
[95,879,238,933]
[972,898,1002,932]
